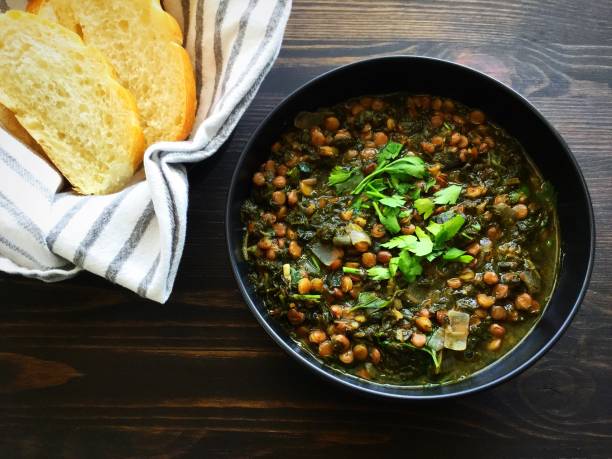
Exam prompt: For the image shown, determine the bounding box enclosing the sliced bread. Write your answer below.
[0,10,145,195]
[0,103,43,153]
[28,0,197,145]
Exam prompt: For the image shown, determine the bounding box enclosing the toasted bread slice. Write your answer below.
[0,103,43,154]
[28,0,197,145]
[0,11,145,195]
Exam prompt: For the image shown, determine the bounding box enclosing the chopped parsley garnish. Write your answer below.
[413,227,434,256]
[328,166,354,185]
[433,184,462,205]
[350,292,391,312]
[372,202,401,234]
[328,166,363,193]
[381,234,418,250]
[352,155,426,195]
[365,184,406,208]
[442,247,474,263]
[367,266,392,280]
[381,228,432,257]
[376,141,404,166]
[414,197,434,219]
[397,250,422,283]
[426,214,466,246]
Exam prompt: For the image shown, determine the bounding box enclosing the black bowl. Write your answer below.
[225,56,595,399]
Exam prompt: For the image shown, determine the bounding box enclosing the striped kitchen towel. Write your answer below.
[0,0,291,303]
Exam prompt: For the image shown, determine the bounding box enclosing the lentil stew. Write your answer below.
[240,93,559,386]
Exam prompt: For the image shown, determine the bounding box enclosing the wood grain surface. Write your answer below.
[2,1,612,457]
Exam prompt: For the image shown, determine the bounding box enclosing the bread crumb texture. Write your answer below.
[0,11,145,195]
[29,0,197,145]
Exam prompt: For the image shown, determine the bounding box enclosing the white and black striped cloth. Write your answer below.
[0,0,291,302]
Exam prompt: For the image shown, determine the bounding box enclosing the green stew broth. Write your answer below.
[241,94,559,386]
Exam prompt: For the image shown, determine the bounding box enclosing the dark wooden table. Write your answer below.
[2,1,612,457]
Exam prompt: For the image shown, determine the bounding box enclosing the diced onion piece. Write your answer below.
[428,327,445,351]
[348,223,371,246]
[333,233,351,247]
[444,310,470,351]
[310,242,341,266]
[283,264,291,283]
[480,237,493,254]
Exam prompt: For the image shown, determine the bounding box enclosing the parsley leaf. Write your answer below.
[414,198,434,219]
[382,228,432,257]
[389,257,400,277]
[373,202,401,233]
[368,178,388,191]
[385,156,427,178]
[367,266,391,280]
[379,194,406,208]
[398,250,422,283]
[433,184,462,205]
[409,187,421,200]
[328,166,354,186]
[427,214,466,246]
[443,247,474,263]
[423,176,437,192]
[364,184,405,208]
[390,176,414,195]
[398,209,412,218]
[352,156,426,194]
[412,227,434,257]
[381,234,417,249]
[350,291,391,312]
[442,247,465,259]
[328,166,364,193]
[377,141,404,166]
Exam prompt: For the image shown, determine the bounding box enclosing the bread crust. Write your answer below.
[25,0,44,13]
[173,43,197,142]
[151,1,197,141]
